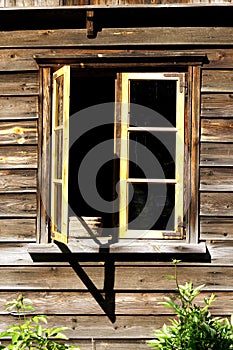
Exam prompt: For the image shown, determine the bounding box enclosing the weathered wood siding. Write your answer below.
[1,0,233,6]
[0,5,233,350]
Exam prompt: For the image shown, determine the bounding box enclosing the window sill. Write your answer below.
[28,241,210,263]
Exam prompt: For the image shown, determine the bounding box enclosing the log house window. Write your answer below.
[50,67,189,244]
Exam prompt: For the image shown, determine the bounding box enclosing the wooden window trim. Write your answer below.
[34,53,208,260]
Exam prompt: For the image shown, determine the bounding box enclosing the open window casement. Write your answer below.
[51,65,70,243]
[116,73,185,240]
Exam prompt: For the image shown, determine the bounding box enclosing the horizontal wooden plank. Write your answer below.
[1,0,61,6]
[0,338,147,350]
[0,240,230,265]
[1,27,233,48]
[0,169,37,192]
[0,218,36,241]
[0,72,39,95]
[0,146,37,169]
[201,118,233,142]
[28,242,208,263]
[0,120,37,145]
[200,143,233,166]
[0,48,232,72]
[0,265,233,291]
[0,193,37,217]
[0,314,171,340]
[0,96,38,119]
[203,49,233,69]
[0,291,232,316]
[0,48,231,72]
[201,93,233,117]
[200,192,233,216]
[200,167,233,191]
[201,70,233,92]
[200,217,233,240]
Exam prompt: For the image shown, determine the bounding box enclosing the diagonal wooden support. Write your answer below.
[55,241,116,323]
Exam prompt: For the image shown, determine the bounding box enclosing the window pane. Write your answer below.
[54,183,62,234]
[55,75,64,127]
[128,183,175,231]
[129,131,175,179]
[55,129,63,180]
[129,80,176,127]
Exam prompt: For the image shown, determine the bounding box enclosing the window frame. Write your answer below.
[35,54,205,250]
[117,72,185,239]
[50,65,70,244]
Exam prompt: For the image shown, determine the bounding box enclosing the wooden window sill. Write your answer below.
[28,241,210,263]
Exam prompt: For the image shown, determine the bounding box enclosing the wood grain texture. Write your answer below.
[0,72,39,95]
[0,193,37,217]
[0,48,232,71]
[0,314,156,340]
[0,47,231,71]
[201,70,233,92]
[200,217,233,240]
[0,218,36,241]
[200,192,233,216]
[1,27,233,48]
[200,167,233,191]
[0,265,232,291]
[0,120,37,145]
[0,291,232,316]
[201,93,233,117]
[0,169,37,192]
[0,146,37,169]
[200,143,233,166]
[0,96,38,120]
[201,118,233,142]
[1,0,61,6]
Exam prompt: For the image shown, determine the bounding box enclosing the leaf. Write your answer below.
[12,333,20,344]
[54,332,69,340]
[163,275,175,280]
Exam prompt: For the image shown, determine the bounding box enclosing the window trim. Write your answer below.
[35,53,206,251]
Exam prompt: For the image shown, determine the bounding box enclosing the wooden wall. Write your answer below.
[1,0,233,7]
[0,6,233,350]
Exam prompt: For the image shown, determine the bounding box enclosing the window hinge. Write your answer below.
[164,73,187,94]
[86,10,96,38]
[177,218,186,238]
[180,80,188,94]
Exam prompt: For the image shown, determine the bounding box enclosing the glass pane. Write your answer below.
[128,183,175,231]
[54,183,62,233]
[55,75,64,127]
[55,129,63,180]
[129,131,175,179]
[130,80,176,127]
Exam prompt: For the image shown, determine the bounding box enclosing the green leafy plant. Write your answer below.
[0,294,80,350]
[148,259,233,350]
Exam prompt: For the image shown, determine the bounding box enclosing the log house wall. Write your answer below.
[0,2,233,349]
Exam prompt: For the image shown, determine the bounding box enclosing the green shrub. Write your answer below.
[0,294,80,350]
[148,260,233,350]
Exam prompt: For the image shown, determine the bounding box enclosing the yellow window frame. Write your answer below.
[118,72,185,239]
[51,65,70,243]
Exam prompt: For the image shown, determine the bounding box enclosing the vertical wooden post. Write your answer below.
[189,65,201,244]
[86,10,95,38]
[37,68,52,244]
